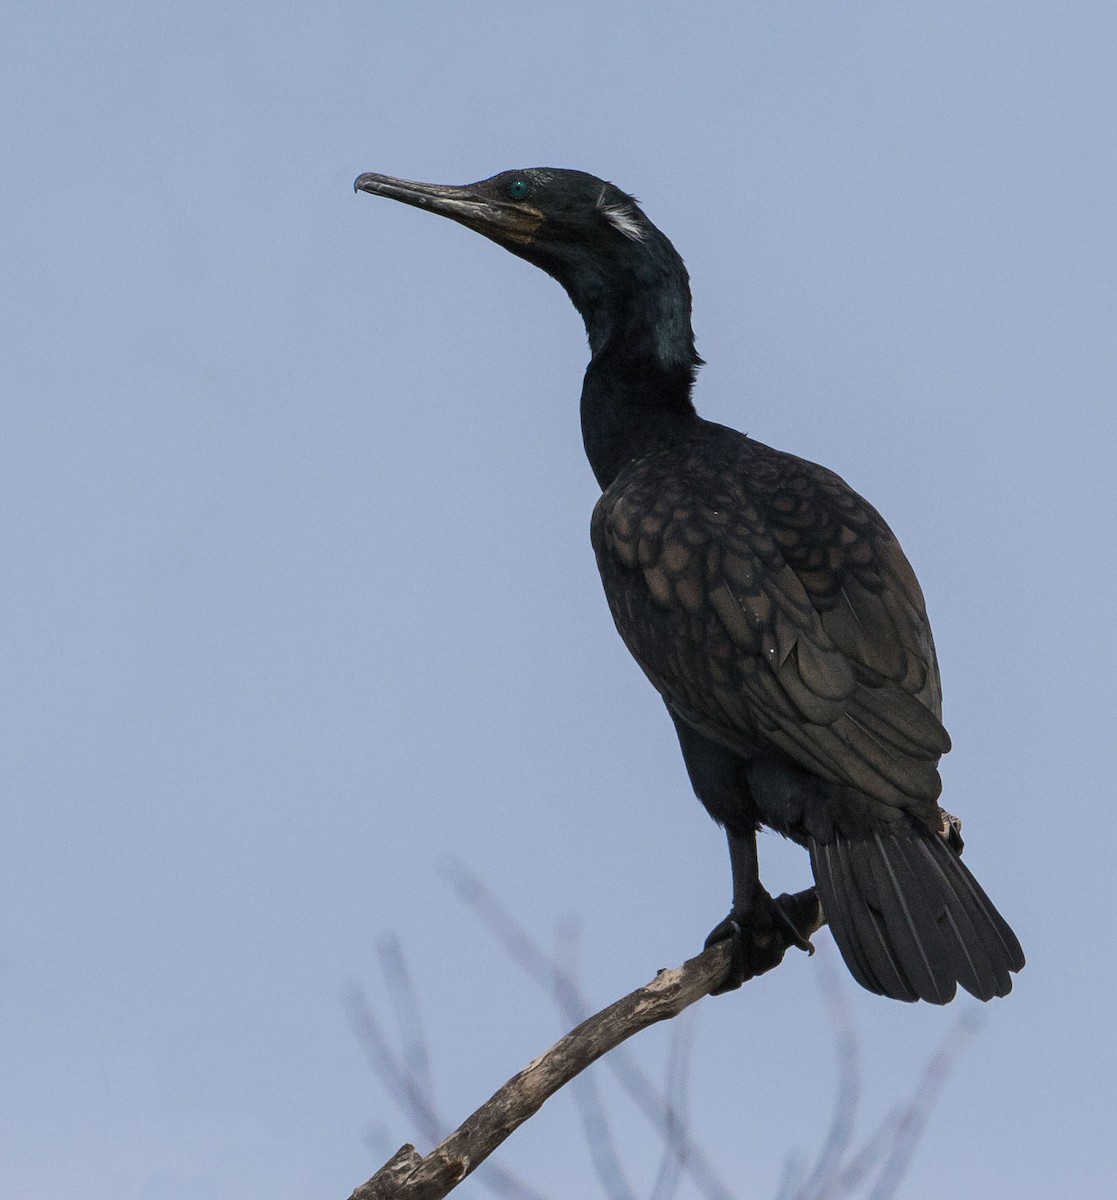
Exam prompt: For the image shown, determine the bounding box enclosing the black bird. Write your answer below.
[354,167,1024,1004]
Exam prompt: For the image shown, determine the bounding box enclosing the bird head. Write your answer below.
[354,167,669,293]
[355,166,698,376]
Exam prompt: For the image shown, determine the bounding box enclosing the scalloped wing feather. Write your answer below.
[591,432,949,815]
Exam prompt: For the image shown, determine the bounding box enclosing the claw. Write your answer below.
[772,892,815,954]
[703,889,814,994]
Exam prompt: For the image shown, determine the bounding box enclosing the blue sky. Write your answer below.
[3,3,1115,1197]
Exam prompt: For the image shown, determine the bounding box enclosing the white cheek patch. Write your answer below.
[601,203,645,241]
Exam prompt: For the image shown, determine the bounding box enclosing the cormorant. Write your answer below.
[354,167,1025,1003]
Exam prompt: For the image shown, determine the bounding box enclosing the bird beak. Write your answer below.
[354,172,543,245]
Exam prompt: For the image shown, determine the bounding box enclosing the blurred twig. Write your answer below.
[777,948,861,1200]
[377,937,437,1120]
[774,946,982,1200]
[346,939,550,1200]
[646,1009,694,1200]
[865,1010,981,1200]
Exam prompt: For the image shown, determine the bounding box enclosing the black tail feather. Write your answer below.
[863,833,956,1004]
[809,830,1025,1004]
[814,840,899,998]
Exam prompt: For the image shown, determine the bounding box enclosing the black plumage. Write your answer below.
[355,166,1024,1003]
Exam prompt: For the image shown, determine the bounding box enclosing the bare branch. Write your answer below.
[348,968,550,1200]
[445,861,809,1200]
[553,924,636,1200]
[348,889,824,1200]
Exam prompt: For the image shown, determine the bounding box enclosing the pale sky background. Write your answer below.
[3,3,1115,1198]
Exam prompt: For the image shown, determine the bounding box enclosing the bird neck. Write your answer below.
[569,252,701,490]
[579,355,699,490]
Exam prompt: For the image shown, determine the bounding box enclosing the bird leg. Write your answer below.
[705,828,816,994]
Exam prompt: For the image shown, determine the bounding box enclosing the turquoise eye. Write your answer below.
[508,179,529,200]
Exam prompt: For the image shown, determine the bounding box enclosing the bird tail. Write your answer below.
[809,829,1025,1004]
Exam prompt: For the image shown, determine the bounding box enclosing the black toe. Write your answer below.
[704,888,817,994]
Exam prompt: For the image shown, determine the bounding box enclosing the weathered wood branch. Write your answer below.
[348,887,824,1200]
